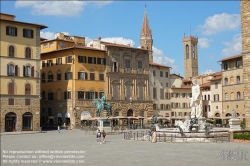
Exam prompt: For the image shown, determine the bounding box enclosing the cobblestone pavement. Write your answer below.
[1,129,250,166]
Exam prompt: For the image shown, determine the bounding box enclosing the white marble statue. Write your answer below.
[188,78,202,118]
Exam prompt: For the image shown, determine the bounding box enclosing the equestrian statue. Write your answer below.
[92,94,112,118]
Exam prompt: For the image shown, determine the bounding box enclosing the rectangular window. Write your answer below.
[8,98,14,105]
[60,42,65,47]
[138,86,143,101]
[23,29,33,38]
[166,83,168,87]
[182,93,186,98]
[138,61,142,69]
[99,74,104,81]
[88,57,96,64]
[66,56,72,63]
[224,63,228,70]
[78,72,85,80]
[78,56,86,63]
[50,42,54,47]
[125,59,130,68]
[97,58,106,65]
[64,91,71,99]
[78,91,85,99]
[56,58,62,65]
[57,73,61,81]
[165,72,169,77]
[90,73,95,80]
[153,88,157,99]
[25,98,30,105]
[44,43,48,48]
[48,108,52,116]
[126,85,131,100]
[6,26,17,36]
[99,92,104,98]
[47,60,53,66]
[236,60,240,68]
[160,71,163,77]
[214,94,219,101]
[113,62,118,72]
[48,93,53,100]
[87,92,95,99]
[215,82,218,89]
[113,85,119,100]
[153,70,156,76]
[160,89,164,99]
[42,61,46,67]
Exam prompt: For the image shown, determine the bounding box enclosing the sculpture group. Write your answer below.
[92,94,112,118]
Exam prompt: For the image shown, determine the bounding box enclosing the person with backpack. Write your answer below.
[102,130,106,143]
[97,129,102,144]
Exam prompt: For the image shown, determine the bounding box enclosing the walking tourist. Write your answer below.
[97,129,102,144]
[58,125,60,133]
[102,130,106,143]
[151,129,156,143]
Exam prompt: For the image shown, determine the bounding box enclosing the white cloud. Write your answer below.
[152,46,178,73]
[198,13,240,35]
[40,31,69,40]
[198,38,211,48]
[15,0,112,16]
[101,37,135,47]
[221,33,242,57]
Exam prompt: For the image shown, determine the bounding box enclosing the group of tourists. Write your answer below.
[96,129,106,144]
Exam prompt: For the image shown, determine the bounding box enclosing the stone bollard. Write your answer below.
[228,131,234,142]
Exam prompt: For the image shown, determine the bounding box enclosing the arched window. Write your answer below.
[23,65,34,77]
[230,77,234,84]
[230,92,234,100]
[224,78,228,85]
[42,73,45,83]
[25,84,31,95]
[237,92,241,100]
[9,45,14,57]
[7,64,14,76]
[48,72,53,82]
[186,45,189,59]
[225,93,228,101]
[41,91,46,100]
[236,76,240,84]
[25,47,31,59]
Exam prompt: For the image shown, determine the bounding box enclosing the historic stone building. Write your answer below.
[241,0,250,129]
[182,36,199,78]
[40,32,106,128]
[218,55,246,123]
[0,13,47,132]
[149,62,171,117]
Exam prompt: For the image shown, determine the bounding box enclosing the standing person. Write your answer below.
[58,125,60,133]
[102,130,106,143]
[151,129,157,143]
[97,129,102,144]
[96,128,99,143]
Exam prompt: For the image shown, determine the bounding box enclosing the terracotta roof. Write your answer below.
[101,41,147,51]
[40,37,47,41]
[41,45,105,54]
[0,13,16,17]
[41,38,75,44]
[200,82,211,88]
[209,76,222,81]
[170,74,183,78]
[218,54,242,62]
[149,62,171,68]
[209,72,222,76]
[0,18,47,29]
[182,79,192,82]
[171,85,191,89]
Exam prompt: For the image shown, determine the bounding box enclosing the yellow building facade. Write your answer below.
[40,34,105,128]
[0,13,47,132]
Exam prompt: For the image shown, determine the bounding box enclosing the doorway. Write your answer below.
[5,112,16,132]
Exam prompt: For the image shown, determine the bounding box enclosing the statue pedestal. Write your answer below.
[97,118,112,132]
[229,118,241,131]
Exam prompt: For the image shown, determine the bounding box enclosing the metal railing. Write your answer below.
[123,131,230,143]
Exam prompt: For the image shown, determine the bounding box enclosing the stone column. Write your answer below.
[241,0,250,130]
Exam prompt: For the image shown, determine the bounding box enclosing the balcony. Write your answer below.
[137,69,143,74]
[125,68,131,73]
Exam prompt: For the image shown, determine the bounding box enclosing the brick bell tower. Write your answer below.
[182,36,199,78]
[140,6,153,62]
[241,0,250,130]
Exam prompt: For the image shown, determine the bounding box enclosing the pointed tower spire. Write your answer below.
[140,6,153,62]
[141,5,152,38]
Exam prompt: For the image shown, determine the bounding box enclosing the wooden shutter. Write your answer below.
[15,65,18,76]
[78,72,80,79]
[7,64,9,75]
[31,66,34,77]
[94,57,96,64]
[23,29,25,37]
[69,72,72,79]
[64,92,67,99]
[85,92,88,99]
[95,92,98,99]
[68,91,71,99]
[6,26,9,35]
[15,27,17,36]
[65,73,67,80]
[23,65,25,76]
[31,30,34,38]
[85,73,88,80]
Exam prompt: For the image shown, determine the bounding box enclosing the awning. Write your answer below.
[57,113,62,118]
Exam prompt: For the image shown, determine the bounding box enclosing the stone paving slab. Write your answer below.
[1,129,250,166]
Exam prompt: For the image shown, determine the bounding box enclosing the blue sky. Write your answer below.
[1,0,242,76]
